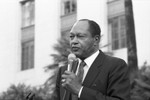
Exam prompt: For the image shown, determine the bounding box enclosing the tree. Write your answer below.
[131,63,150,100]
[0,83,54,100]
[45,37,71,99]
[125,0,138,79]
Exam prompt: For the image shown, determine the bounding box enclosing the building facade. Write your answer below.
[0,0,150,93]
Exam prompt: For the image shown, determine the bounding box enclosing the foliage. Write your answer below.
[0,84,31,100]
[131,62,150,100]
[44,37,71,99]
[0,83,55,100]
[47,37,71,69]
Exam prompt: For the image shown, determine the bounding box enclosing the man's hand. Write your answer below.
[61,71,82,95]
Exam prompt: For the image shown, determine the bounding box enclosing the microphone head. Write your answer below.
[68,53,76,61]
[67,53,77,72]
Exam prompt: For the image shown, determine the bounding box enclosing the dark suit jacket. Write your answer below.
[55,50,130,100]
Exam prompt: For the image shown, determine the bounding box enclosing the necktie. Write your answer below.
[77,61,86,83]
[72,60,86,100]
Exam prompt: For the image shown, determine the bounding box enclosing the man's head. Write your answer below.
[69,19,101,60]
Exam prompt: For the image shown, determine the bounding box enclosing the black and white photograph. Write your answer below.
[0,0,150,100]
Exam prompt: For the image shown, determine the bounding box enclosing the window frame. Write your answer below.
[20,0,35,71]
[21,40,34,70]
[109,15,126,50]
[61,0,77,16]
[21,0,35,28]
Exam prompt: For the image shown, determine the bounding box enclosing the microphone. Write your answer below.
[67,53,77,72]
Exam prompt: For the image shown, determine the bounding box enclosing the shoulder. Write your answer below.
[105,54,127,66]
[99,51,128,73]
[105,55,129,76]
[99,50,126,66]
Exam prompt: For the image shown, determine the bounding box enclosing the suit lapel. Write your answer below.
[82,50,106,87]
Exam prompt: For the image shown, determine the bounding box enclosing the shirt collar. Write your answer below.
[84,50,100,67]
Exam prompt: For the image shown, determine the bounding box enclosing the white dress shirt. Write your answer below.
[77,50,100,97]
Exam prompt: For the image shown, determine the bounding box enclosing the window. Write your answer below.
[61,0,77,16]
[22,0,34,27]
[109,15,126,50]
[21,40,34,70]
[107,0,126,50]
[21,0,35,71]
[107,0,118,2]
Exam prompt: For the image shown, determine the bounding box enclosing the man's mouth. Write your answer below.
[72,47,79,51]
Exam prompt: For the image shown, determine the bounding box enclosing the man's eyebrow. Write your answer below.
[70,32,74,35]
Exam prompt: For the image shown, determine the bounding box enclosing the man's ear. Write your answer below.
[93,35,100,46]
[94,35,100,43]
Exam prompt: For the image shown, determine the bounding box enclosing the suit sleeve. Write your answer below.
[79,59,130,100]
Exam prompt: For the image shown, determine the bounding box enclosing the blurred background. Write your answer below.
[0,0,150,99]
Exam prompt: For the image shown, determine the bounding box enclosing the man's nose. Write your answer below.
[71,36,79,45]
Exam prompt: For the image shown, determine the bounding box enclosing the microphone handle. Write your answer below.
[67,60,73,71]
[67,59,79,72]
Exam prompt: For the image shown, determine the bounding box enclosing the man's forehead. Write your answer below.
[74,20,89,26]
[71,20,89,31]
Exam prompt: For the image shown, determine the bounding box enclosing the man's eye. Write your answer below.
[78,35,84,38]
[70,35,74,39]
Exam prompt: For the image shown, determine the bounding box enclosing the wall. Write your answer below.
[0,0,61,92]
[132,0,150,67]
[14,0,61,86]
[0,0,20,92]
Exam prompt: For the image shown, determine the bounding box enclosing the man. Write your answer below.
[55,19,130,100]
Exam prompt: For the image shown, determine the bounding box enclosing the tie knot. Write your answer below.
[80,60,86,68]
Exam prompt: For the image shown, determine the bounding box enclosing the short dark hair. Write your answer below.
[79,19,101,37]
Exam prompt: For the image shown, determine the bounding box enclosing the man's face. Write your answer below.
[69,21,96,59]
